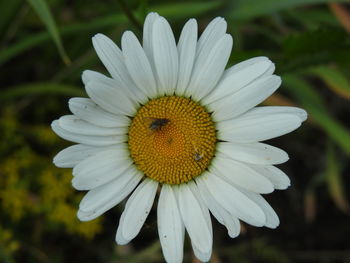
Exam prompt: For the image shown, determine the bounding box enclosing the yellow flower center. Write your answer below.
[128,96,216,184]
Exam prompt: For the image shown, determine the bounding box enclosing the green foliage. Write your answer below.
[0,0,23,36]
[149,1,222,19]
[280,28,350,72]
[230,0,349,20]
[26,0,70,64]
[326,142,349,213]
[309,65,350,99]
[0,109,102,262]
[283,74,350,155]
[1,83,85,101]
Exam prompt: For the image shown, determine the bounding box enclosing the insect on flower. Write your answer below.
[147,117,170,132]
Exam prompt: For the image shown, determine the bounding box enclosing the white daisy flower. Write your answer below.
[52,12,307,263]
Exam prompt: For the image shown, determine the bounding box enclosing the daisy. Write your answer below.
[52,12,307,262]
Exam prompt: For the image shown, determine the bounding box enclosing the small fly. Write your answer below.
[194,152,203,161]
[149,118,169,131]
[192,142,204,162]
[144,117,170,132]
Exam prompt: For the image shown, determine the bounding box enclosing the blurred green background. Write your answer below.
[1,0,350,262]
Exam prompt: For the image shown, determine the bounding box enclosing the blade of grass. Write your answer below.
[26,0,70,64]
[0,0,23,35]
[0,14,126,66]
[326,142,349,213]
[329,3,350,33]
[309,66,350,100]
[283,74,350,155]
[150,1,222,19]
[285,8,340,30]
[117,0,142,31]
[304,172,326,222]
[280,28,350,73]
[0,1,221,66]
[0,83,84,101]
[230,0,349,20]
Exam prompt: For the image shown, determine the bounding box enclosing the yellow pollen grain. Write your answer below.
[128,96,216,184]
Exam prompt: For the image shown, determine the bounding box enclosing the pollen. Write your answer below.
[128,96,216,184]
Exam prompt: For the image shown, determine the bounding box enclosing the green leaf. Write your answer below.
[230,0,349,20]
[283,29,349,57]
[282,74,325,108]
[26,0,70,64]
[0,14,126,66]
[279,28,350,73]
[0,83,84,101]
[283,74,350,156]
[309,66,350,100]
[286,8,340,30]
[0,1,221,66]
[149,1,222,19]
[326,142,349,213]
[0,0,23,35]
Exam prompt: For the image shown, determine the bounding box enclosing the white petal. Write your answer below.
[264,62,276,76]
[196,17,227,59]
[225,56,271,74]
[158,185,185,263]
[211,153,274,194]
[69,97,130,128]
[85,81,136,116]
[72,148,132,190]
[186,34,233,101]
[82,70,143,106]
[53,144,117,168]
[115,229,129,246]
[197,182,224,224]
[217,112,302,143]
[223,56,269,74]
[51,120,126,146]
[152,17,178,96]
[218,211,241,239]
[180,181,213,262]
[178,184,212,261]
[82,70,123,92]
[143,12,160,67]
[78,169,133,212]
[58,115,126,136]
[92,33,125,81]
[82,69,110,85]
[187,181,212,237]
[91,34,146,103]
[210,75,281,122]
[196,178,240,238]
[192,244,212,263]
[175,19,197,96]
[196,172,266,227]
[240,106,308,122]
[116,179,158,244]
[249,164,291,190]
[77,166,142,221]
[122,31,158,98]
[237,187,280,229]
[202,58,273,105]
[217,142,289,165]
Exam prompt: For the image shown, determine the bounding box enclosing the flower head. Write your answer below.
[52,12,307,262]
